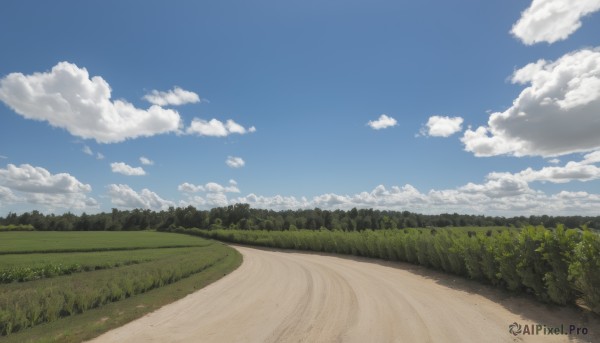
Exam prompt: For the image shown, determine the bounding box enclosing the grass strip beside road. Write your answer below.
[0,243,242,343]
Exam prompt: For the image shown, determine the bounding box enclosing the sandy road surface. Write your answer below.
[90,246,599,343]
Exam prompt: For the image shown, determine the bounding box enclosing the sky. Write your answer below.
[1,0,600,216]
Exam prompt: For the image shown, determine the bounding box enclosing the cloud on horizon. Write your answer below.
[0,164,97,210]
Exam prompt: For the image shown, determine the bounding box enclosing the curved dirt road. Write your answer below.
[90,246,599,343]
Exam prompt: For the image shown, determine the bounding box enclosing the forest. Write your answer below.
[1,204,600,232]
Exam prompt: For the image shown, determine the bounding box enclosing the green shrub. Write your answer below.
[569,230,600,314]
[516,226,551,302]
[540,226,579,305]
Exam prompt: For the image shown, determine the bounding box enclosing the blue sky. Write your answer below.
[2,0,600,216]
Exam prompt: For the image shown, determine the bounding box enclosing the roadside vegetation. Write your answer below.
[162,225,600,315]
[1,204,598,340]
[0,231,241,339]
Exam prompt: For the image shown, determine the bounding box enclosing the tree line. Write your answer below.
[1,204,599,231]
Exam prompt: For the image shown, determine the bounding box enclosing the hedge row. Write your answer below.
[0,225,34,232]
[0,246,228,336]
[164,226,600,314]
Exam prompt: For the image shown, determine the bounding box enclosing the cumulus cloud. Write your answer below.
[226,156,245,168]
[178,181,239,194]
[421,116,464,137]
[0,62,182,143]
[172,172,600,215]
[178,180,240,207]
[0,164,97,210]
[227,182,600,215]
[178,182,205,193]
[186,118,256,137]
[179,195,206,208]
[143,86,201,106]
[367,114,397,130]
[493,152,600,184]
[139,156,154,165]
[462,48,600,157]
[0,186,17,206]
[511,0,600,45]
[110,162,146,176]
[107,184,174,210]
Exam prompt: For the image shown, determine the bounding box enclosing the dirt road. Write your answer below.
[90,246,599,343]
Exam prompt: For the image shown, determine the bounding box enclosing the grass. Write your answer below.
[0,247,199,269]
[0,232,242,340]
[0,247,202,283]
[0,231,208,254]
[0,243,242,343]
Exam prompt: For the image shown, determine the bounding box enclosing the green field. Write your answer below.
[0,247,198,269]
[0,231,241,341]
[0,231,208,254]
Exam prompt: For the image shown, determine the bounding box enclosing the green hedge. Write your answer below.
[162,226,600,314]
[0,225,34,232]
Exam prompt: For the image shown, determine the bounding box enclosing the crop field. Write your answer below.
[0,231,241,341]
[0,231,208,254]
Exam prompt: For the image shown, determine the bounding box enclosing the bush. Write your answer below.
[569,230,600,314]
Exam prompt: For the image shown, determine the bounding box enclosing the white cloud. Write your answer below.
[205,182,240,193]
[0,62,182,143]
[178,182,205,193]
[82,145,93,156]
[226,156,245,168]
[178,181,239,194]
[226,182,600,215]
[107,184,174,210]
[0,186,17,206]
[178,181,240,208]
[110,162,146,176]
[143,86,201,106]
[495,152,600,184]
[421,116,464,137]
[367,114,397,130]
[548,158,560,164]
[462,48,600,157]
[582,150,600,164]
[0,164,97,210]
[179,195,206,208]
[171,172,600,215]
[139,156,154,165]
[96,152,105,160]
[186,118,256,137]
[511,0,600,45]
